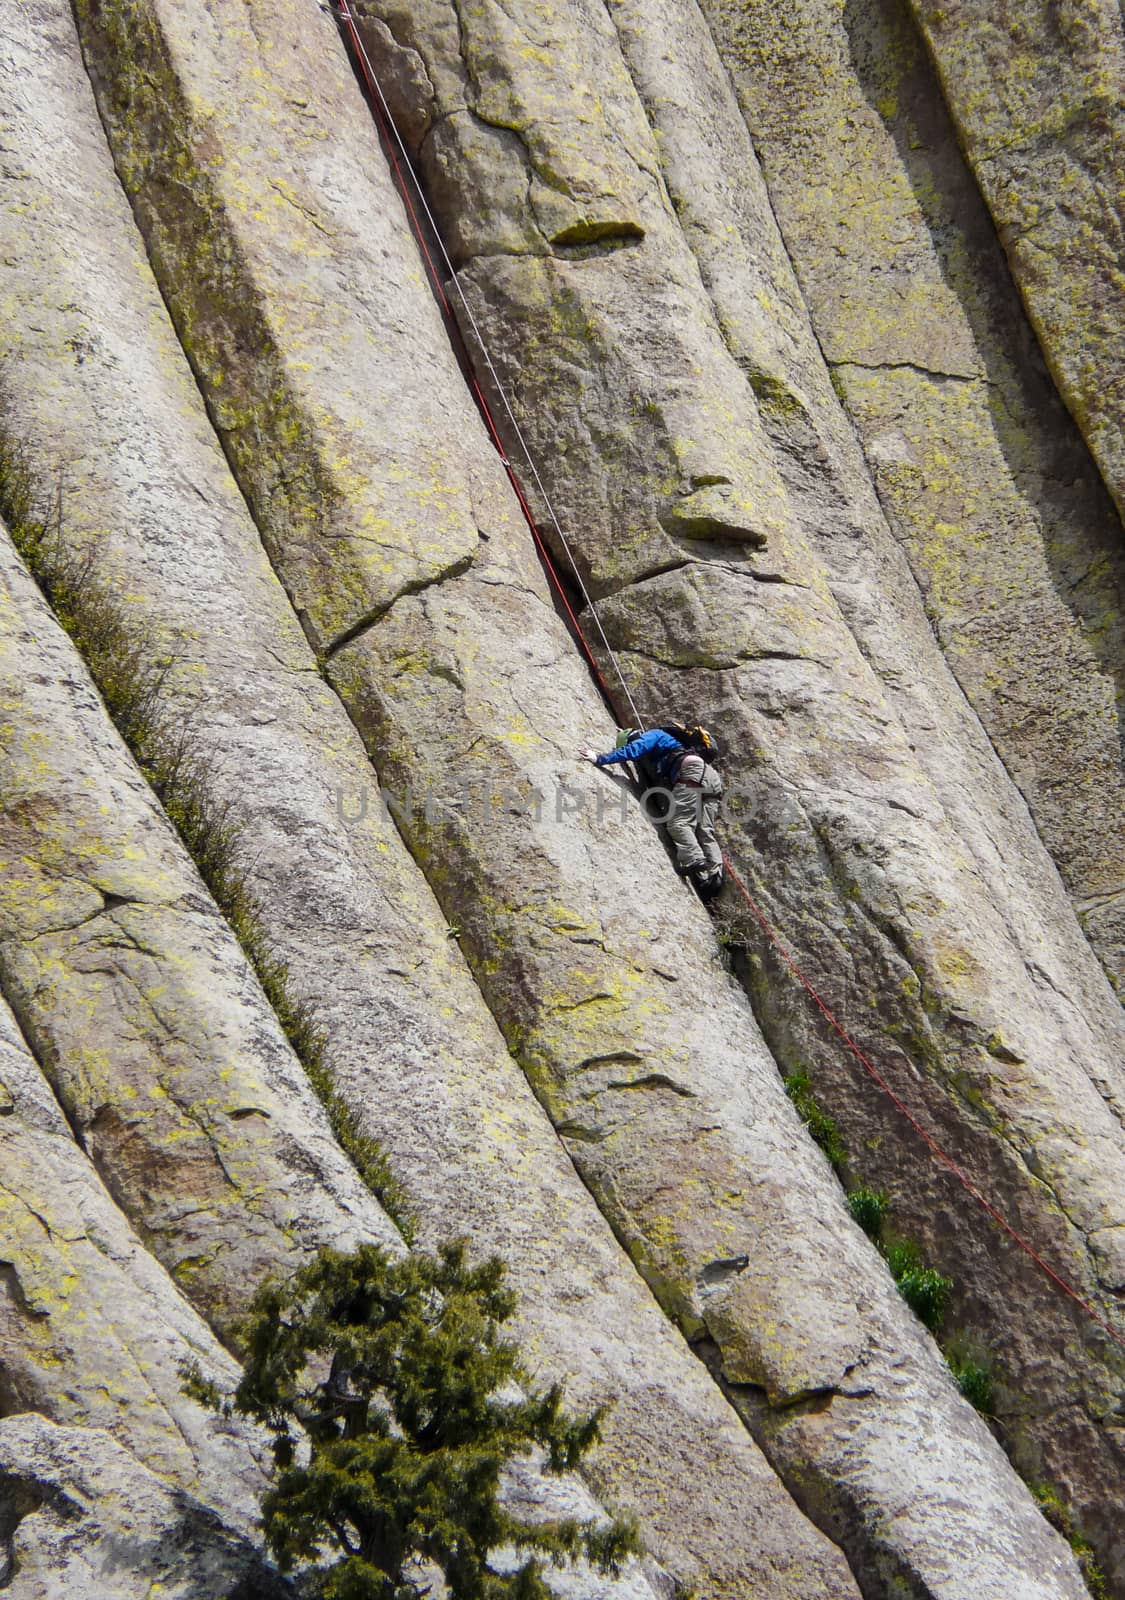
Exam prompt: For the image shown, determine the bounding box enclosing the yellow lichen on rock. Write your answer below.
[0,524,399,1343]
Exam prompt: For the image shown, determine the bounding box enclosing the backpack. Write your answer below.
[658,722,721,765]
[619,722,722,802]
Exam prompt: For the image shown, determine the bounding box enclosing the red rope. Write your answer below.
[337,1,623,719]
[720,851,1125,1352]
[466,373,622,713]
[336,2,1124,1357]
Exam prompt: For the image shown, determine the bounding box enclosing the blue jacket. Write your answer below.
[595,728,685,785]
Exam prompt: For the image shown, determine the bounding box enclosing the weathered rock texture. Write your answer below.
[0,0,1122,1594]
[0,7,859,1592]
[59,0,1110,1595]
[339,0,1125,1588]
[0,1414,287,1600]
[907,0,1125,530]
[0,795,289,1593]
[699,0,1125,995]
[0,523,399,1341]
[0,975,272,1533]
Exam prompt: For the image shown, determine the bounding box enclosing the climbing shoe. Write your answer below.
[689,864,724,905]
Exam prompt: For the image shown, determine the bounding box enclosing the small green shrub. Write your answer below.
[783,1070,847,1171]
[885,1241,952,1333]
[946,1352,994,1414]
[0,430,38,538]
[884,1239,922,1278]
[190,1241,639,1599]
[942,1331,997,1416]
[847,1186,888,1241]
[898,1268,951,1332]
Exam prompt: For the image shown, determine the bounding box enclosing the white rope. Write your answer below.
[332,0,645,730]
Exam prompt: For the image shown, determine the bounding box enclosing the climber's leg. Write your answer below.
[698,796,723,877]
[667,783,705,873]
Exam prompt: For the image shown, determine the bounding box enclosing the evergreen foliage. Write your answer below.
[219,1240,638,1599]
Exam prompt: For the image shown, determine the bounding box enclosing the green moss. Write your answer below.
[1031,1483,1108,1600]
[69,0,348,639]
[0,429,414,1242]
[744,367,805,420]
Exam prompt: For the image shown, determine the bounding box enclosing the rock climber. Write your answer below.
[580,723,725,903]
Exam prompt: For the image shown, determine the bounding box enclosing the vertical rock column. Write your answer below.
[68,0,1100,1595]
[0,6,861,1590]
[0,523,401,1343]
[0,943,271,1546]
[905,0,1125,527]
[341,0,1125,1587]
[604,0,1125,1071]
[0,388,657,1600]
[697,0,1125,995]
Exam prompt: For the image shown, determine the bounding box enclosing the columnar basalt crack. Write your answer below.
[0,4,874,1593]
[322,552,476,660]
[9,0,1119,1593]
[831,358,980,383]
[0,522,402,1349]
[604,1073,697,1097]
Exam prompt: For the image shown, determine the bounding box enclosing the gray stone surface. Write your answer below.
[0,985,266,1528]
[0,525,400,1339]
[65,0,1104,1594]
[347,0,1125,1589]
[0,1415,286,1600]
[906,0,1125,529]
[0,5,861,1594]
[696,0,1125,998]
[691,0,1125,1578]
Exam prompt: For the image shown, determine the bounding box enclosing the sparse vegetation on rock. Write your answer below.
[188,1241,638,1599]
[2,0,1122,1592]
[1033,1484,1110,1600]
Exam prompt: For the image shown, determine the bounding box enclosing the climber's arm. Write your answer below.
[579,729,679,766]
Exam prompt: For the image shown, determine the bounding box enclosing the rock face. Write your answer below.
[906,0,1125,529]
[0,0,1122,1596]
[699,0,1125,995]
[0,697,281,1592]
[0,6,857,1593]
[0,525,400,1342]
[57,0,1111,1596]
[0,1415,288,1600]
[0,971,271,1536]
[335,0,1125,1584]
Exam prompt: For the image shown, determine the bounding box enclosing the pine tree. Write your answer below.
[219,1240,638,1599]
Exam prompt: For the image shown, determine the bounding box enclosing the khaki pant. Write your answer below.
[665,754,723,875]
